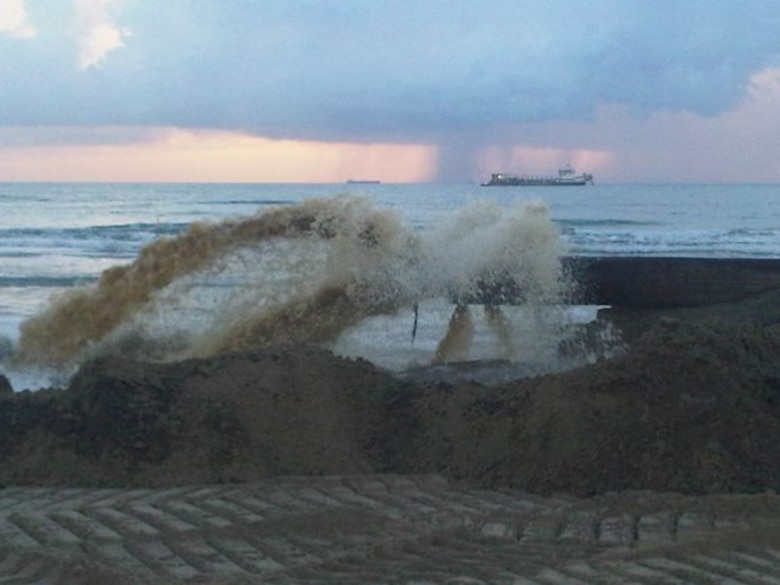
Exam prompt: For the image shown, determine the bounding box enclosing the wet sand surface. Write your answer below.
[4,474,780,584]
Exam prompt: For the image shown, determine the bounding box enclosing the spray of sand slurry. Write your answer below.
[14,195,568,368]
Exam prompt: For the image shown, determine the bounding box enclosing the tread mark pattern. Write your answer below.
[2,475,780,583]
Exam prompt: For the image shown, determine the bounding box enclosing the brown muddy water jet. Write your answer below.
[13,195,573,374]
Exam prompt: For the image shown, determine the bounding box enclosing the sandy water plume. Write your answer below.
[13,195,569,370]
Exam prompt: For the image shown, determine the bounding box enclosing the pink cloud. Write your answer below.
[0,128,437,183]
[474,67,780,183]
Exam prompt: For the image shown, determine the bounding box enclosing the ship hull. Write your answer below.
[482,178,590,186]
[481,168,593,186]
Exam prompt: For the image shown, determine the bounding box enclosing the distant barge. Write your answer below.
[482,164,593,186]
[346,179,381,184]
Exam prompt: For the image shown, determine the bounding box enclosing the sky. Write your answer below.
[2,0,780,183]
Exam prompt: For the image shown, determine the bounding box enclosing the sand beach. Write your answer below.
[5,258,780,581]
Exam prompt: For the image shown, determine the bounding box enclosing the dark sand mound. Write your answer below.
[0,347,403,486]
[401,318,780,494]
[3,317,780,495]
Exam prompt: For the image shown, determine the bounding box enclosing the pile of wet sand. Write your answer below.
[4,301,780,496]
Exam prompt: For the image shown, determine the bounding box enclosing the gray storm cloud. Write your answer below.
[2,0,780,150]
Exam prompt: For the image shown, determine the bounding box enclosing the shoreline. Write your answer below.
[4,256,780,494]
[5,256,780,581]
[3,307,780,495]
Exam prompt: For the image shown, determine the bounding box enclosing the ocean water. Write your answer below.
[1,181,779,390]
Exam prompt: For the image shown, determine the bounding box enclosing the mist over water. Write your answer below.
[11,195,571,376]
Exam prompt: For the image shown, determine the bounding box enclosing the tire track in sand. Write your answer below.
[3,475,780,583]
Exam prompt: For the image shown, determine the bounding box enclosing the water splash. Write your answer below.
[434,305,475,363]
[13,195,569,369]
